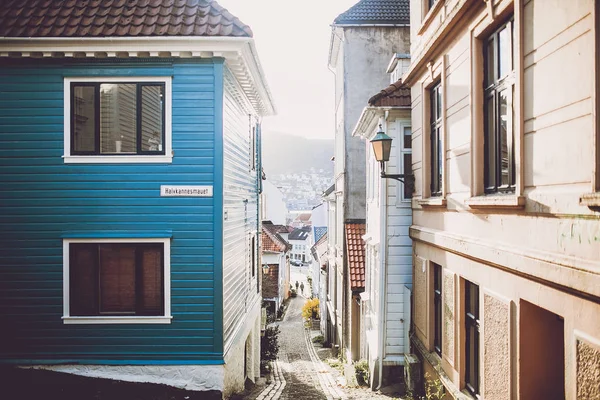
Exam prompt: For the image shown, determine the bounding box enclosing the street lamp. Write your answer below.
[370,124,414,185]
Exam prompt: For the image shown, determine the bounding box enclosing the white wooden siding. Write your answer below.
[222,68,261,353]
[384,117,412,358]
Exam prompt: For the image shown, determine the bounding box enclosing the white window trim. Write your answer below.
[62,237,172,324]
[397,120,413,204]
[63,76,173,164]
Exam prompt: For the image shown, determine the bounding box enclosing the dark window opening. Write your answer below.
[465,280,480,397]
[71,82,165,156]
[69,242,164,316]
[433,262,442,355]
[430,82,443,196]
[483,18,515,193]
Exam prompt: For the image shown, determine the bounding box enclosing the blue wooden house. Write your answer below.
[0,0,274,397]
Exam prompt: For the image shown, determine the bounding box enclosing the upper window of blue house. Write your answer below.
[64,77,172,164]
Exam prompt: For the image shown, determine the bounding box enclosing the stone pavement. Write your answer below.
[250,295,345,400]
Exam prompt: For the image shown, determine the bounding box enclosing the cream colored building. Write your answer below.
[404,0,600,398]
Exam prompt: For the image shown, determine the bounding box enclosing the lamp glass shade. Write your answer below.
[370,131,393,162]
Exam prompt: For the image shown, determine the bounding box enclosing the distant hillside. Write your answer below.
[261,130,334,177]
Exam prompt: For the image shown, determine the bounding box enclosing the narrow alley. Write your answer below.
[246,279,402,400]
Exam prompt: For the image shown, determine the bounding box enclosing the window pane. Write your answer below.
[70,244,97,316]
[141,85,164,152]
[99,244,136,314]
[430,88,437,124]
[139,245,163,315]
[404,153,413,198]
[499,90,510,187]
[72,86,96,153]
[100,83,137,154]
[437,128,443,192]
[485,97,496,189]
[436,86,442,118]
[498,25,511,79]
[403,126,412,149]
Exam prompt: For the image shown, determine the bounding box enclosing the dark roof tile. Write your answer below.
[334,0,409,25]
[0,0,252,38]
[368,78,411,107]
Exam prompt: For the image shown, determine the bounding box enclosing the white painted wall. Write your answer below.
[358,110,412,387]
[262,180,288,226]
[311,202,328,227]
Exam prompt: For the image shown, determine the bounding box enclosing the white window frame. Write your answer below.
[62,237,172,324]
[63,76,173,164]
[398,121,413,203]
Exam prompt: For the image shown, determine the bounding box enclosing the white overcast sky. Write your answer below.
[222,0,359,140]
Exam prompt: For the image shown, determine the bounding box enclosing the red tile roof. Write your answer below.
[345,222,366,291]
[368,79,411,107]
[262,222,291,253]
[0,0,252,38]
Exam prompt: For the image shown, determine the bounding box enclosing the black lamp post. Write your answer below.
[370,124,414,185]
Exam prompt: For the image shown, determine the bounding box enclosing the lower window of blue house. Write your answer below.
[63,239,171,324]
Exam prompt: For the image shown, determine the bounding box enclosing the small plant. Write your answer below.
[354,359,370,386]
[260,325,280,362]
[424,372,445,400]
[302,298,320,321]
[325,357,345,372]
[312,335,325,344]
[290,288,297,298]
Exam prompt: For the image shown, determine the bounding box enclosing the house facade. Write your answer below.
[261,222,292,318]
[352,62,412,387]
[0,1,274,398]
[288,226,311,264]
[404,0,600,398]
[261,179,288,226]
[327,0,411,362]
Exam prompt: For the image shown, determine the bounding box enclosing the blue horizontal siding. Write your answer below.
[0,58,224,364]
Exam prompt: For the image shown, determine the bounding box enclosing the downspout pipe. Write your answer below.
[376,113,389,390]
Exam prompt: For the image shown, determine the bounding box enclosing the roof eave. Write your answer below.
[0,36,276,116]
[352,106,383,139]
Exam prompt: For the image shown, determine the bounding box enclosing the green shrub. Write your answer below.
[354,359,370,386]
[312,335,325,344]
[260,325,280,362]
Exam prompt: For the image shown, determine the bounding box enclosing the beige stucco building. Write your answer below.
[404,0,600,398]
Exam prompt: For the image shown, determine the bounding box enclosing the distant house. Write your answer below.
[327,0,410,365]
[261,221,292,317]
[311,229,329,330]
[0,0,274,397]
[291,212,312,228]
[261,180,288,226]
[288,226,311,264]
[310,226,328,297]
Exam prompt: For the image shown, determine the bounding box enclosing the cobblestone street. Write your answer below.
[246,294,403,400]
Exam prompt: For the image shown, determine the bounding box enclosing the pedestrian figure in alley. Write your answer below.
[300,282,304,295]
[295,281,299,291]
